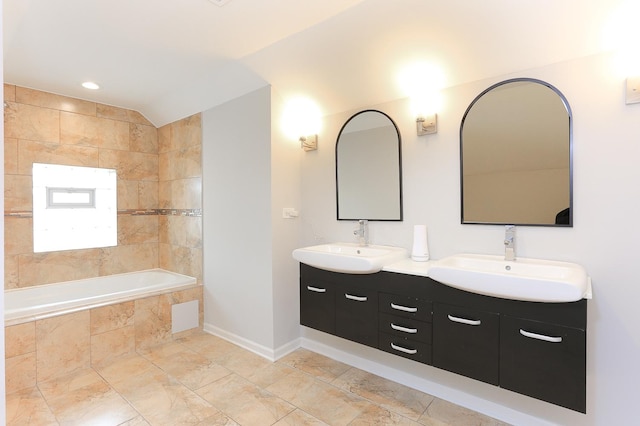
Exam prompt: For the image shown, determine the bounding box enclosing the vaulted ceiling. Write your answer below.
[3,0,631,126]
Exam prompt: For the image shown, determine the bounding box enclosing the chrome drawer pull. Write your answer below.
[390,323,418,334]
[447,314,481,326]
[345,293,367,302]
[390,343,417,355]
[306,286,326,293]
[390,303,417,313]
[520,329,562,343]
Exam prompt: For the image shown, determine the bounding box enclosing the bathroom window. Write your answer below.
[33,163,117,253]
[47,188,96,208]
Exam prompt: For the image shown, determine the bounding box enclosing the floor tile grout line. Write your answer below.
[90,363,152,426]
[274,355,432,423]
[7,333,503,425]
[34,366,142,426]
[161,339,357,425]
[242,342,427,424]
[329,365,432,419]
[192,370,298,425]
[32,384,60,425]
[130,342,278,425]
[103,349,237,426]
[267,358,400,424]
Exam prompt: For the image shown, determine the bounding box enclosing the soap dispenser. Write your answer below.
[411,225,429,261]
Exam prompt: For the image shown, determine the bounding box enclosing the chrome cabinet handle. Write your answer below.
[390,323,418,334]
[447,314,481,326]
[390,343,418,355]
[390,303,417,313]
[520,329,562,343]
[306,286,326,293]
[345,293,367,302]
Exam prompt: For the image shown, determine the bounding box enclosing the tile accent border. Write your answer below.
[5,208,203,218]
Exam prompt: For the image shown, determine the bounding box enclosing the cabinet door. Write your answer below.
[433,303,500,385]
[500,315,586,413]
[300,280,335,334]
[335,283,378,347]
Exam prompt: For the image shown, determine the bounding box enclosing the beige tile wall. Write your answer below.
[4,286,204,394]
[3,84,203,288]
[158,115,203,283]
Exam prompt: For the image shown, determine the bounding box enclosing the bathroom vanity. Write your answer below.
[299,263,587,413]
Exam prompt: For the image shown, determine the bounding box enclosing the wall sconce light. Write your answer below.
[417,114,437,136]
[282,97,322,151]
[398,61,445,136]
[300,134,318,151]
[410,92,442,136]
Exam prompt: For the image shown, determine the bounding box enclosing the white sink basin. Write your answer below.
[292,242,408,274]
[428,253,591,302]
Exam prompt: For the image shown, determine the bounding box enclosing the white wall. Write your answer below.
[270,89,303,354]
[298,52,640,424]
[202,85,302,359]
[202,87,275,352]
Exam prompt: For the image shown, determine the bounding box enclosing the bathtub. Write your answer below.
[5,269,198,325]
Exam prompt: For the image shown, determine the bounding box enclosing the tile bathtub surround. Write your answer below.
[158,114,203,283]
[6,332,510,426]
[3,84,203,289]
[4,286,203,394]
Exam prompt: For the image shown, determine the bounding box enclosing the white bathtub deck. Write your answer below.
[5,269,198,326]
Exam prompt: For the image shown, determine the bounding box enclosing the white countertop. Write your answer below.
[382,258,433,277]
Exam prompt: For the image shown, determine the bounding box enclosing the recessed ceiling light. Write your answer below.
[82,81,100,90]
[208,0,233,6]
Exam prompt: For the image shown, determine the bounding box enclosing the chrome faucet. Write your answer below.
[353,220,369,246]
[504,225,516,261]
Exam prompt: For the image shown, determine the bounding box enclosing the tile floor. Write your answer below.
[6,331,510,425]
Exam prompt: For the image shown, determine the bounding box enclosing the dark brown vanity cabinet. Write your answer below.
[299,264,378,348]
[335,280,378,347]
[432,303,500,385]
[500,315,586,413]
[299,267,336,334]
[433,282,587,413]
[378,293,433,364]
[298,265,587,413]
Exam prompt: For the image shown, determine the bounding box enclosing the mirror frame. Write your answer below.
[335,109,403,221]
[460,78,573,226]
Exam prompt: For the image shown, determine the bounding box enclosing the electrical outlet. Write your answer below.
[626,77,640,105]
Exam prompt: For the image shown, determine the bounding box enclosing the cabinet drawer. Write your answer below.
[432,303,500,386]
[300,281,335,334]
[379,293,432,322]
[379,312,432,344]
[500,315,586,413]
[379,332,432,364]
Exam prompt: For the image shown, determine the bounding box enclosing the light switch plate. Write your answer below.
[282,207,299,219]
[626,77,640,105]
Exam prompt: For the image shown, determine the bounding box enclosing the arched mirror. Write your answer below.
[336,110,403,221]
[461,78,572,226]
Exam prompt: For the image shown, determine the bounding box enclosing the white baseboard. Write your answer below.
[203,322,300,362]
[274,337,301,360]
